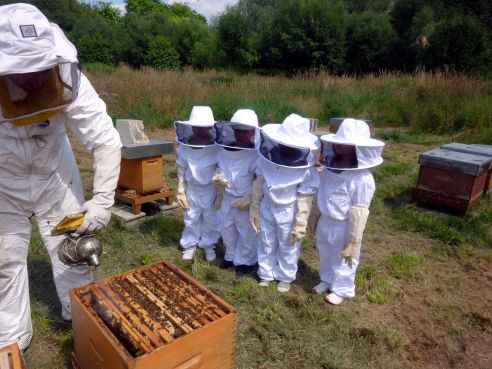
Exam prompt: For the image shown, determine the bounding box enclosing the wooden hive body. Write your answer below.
[412,149,492,215]
[71,261,237,369]
[440,143,492,194]
[118,156,163,193]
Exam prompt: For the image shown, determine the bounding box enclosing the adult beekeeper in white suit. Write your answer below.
[0,3,121,351]
[251,113,320,292]
[212,109,260,277]
[174,106,220,262]
[309,118,384,305]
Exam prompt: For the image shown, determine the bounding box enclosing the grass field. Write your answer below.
[22,68,491,368]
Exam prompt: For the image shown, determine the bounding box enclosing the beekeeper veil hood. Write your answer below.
[174,106,217,148]
[215,109,259,150]
[319,118,385,170]
[259,113,320,168]
[0,3,81,126]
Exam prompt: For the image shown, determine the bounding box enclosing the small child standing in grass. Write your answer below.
[212,109,260,277]
[309,118,385,305]
[174,106,220,262]
[251,114,320,292]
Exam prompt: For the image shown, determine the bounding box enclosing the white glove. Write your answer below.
[212,171,229,191]
[249,176,264,233]
[176,166,190,211]
[230,191,252,210]
[76,200,111,234]
[76,145,120,234]
[338,205,369,268]
[308,196,321,234]
[288,194,314,245]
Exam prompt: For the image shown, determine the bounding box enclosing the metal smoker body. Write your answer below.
[58,234,103,267]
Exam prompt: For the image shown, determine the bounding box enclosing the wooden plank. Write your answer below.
[115,188,174,206]
[125,275,194,334]
[111,280,175,343]
[139,270,208,326]
[132,272,202,330]
[98,284,163,348]
[0,350,11,369]
[146,268,216,322]
[91,287,153,355]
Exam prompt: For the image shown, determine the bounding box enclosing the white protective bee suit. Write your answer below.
[314,118,384,300]
[255,114,320,285]
[0,4,121,350]
[214,109,259,267]
[175,106,220,255]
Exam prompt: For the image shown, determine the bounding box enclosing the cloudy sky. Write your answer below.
[85,0,238,20]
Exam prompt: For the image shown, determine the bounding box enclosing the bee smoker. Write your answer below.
[58,234,103,267]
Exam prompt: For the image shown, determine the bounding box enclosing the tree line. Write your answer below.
[2,0,490,76]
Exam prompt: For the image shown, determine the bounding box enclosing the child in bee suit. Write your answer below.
[212,109,260,276]
[174,106,221,261]
[309,118,385,305]
[250,113,320,292]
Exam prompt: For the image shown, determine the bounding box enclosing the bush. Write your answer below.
[77,33,114,65]
[145,36,181,70]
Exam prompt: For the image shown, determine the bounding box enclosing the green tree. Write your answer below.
[126,0,167,15]
[145,35,181,70]
[77,32,114,64]
[419,14,490,74]
[216,7,257,69]
[345,11,396,73]
[257,0,347,73]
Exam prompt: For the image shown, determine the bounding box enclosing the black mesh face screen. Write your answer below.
[321,142,358,169]
[175,121,216,146]
[259,131,309,167]
[215,121,256,149]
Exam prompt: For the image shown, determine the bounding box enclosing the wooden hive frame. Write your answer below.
[71,261,237,369]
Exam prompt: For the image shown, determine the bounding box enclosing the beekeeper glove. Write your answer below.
[213,191,223,211]
[288,194,314,245]
[230,191,252,210]
[249,176,265,233]
[176,166,190,211]
[338,205,370,268]
[76,145,121,234]
[308,196,321,234]
[212,171,229,191]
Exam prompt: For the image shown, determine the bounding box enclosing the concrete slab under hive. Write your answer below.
[71,261,237,369]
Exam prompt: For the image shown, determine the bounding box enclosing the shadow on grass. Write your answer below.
[296,259,320,292]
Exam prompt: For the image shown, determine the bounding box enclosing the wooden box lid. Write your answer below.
[441,143,492,158]
[121,139,174,159]
[419,148,492,176]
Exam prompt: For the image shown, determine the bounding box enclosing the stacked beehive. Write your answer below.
[71,261,237,369]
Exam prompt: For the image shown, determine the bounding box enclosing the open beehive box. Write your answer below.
[70,260,237,369]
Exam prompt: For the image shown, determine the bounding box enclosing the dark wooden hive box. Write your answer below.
[412,148,492,216]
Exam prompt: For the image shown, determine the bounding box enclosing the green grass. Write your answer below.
[385,250,426,279]
[22,69,492,368]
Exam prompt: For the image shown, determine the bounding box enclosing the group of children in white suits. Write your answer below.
[174,106,385,305]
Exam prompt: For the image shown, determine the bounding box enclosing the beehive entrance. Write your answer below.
[75,262,229,358]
